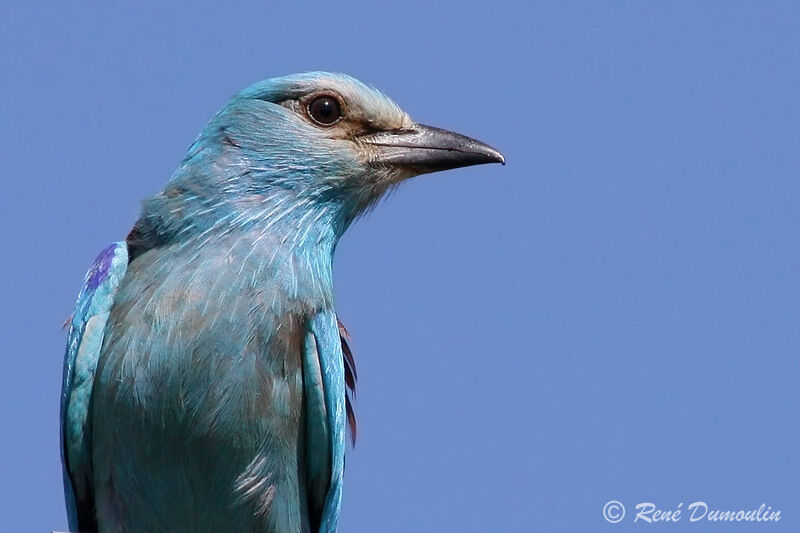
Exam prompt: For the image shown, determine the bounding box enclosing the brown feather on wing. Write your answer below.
[337,318,357,445]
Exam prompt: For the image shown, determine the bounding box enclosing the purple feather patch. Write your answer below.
[85,244,117,291]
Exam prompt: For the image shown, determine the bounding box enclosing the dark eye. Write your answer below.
[307,95,341,126]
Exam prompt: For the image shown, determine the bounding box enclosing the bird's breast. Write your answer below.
[90,232,333,532]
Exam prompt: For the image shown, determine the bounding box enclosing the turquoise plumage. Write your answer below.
[61,72,503,533]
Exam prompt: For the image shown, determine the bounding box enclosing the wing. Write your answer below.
[60,242,129,532]
[337,318,357,445]
[303,310,347,533]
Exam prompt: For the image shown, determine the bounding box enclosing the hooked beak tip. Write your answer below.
[487,147,506,166]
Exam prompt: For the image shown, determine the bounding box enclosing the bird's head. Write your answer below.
[235,71,501,178]
[142,72,503,247]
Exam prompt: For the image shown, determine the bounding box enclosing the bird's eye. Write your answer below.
[307,96,342,126]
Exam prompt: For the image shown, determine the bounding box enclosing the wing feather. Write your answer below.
[60,242,128,532]
[337,318,357,445]
[304,311,346,533]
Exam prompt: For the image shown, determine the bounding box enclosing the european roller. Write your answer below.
[60,72,504,533]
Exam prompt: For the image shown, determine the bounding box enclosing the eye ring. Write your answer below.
[307,95,342,126]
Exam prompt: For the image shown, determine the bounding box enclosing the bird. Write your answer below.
[60,72,504,533]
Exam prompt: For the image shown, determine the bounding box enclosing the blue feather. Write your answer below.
[61,242,128,531]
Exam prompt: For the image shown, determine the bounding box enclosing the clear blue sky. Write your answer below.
[1,3,798,532]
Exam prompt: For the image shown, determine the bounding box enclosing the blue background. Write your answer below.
[1,3,798,532]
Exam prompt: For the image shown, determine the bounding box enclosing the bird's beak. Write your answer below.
[361,123,505,174]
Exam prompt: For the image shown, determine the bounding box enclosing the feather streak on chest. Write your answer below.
[91,237,331,531]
